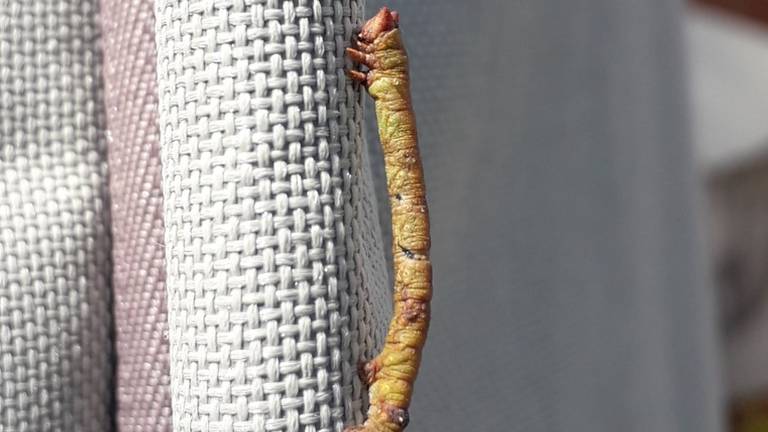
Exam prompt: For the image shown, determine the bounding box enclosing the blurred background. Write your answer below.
[692,0,768,429]
[360,0,768,431]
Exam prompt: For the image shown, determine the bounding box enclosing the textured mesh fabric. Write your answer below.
[0,0,114,431]
[101,0,172,430]
[154,0,390,430]
[347,122,390,362]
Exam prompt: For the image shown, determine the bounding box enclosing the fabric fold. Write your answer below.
[101,0,172,430]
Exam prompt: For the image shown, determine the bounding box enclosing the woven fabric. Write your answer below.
[101,0,172,430]
[0,1,114,431]
[155,0,390,430]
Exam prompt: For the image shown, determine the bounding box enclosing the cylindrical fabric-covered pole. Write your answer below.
[155,1,391,430]
[0,1,114,431]
[101,0,172,430]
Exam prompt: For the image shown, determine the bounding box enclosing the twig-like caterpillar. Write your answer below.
[346,7,432,432]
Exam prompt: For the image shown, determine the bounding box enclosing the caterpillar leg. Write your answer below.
[345,7,432,432]
[345,45,375,86]
[346,68,370,86]
[346,48,377,70]
[358,359,379,386]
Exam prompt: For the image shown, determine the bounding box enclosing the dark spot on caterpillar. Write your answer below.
[399,244,414,259]
[383,405,409,428]
[402,299,426,323]
[395,193,402,201]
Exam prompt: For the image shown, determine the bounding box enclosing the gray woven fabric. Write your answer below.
[155,0,390,430]
[0,0,114,431]
[101,0,172,429]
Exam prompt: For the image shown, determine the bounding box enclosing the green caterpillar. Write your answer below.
[346,7,432,432]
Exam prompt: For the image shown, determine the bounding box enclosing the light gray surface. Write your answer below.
[364,1,724,431]
[0,0,114,430]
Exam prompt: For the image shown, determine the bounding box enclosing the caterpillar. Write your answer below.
[346,7,432,432]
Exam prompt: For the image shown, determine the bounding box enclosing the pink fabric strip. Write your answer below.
[100,0,172,430]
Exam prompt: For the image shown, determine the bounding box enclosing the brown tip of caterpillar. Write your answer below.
[383,405,410,429]
[359,7,399,43]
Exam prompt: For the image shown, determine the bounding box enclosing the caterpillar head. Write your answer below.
[359,7,399,44]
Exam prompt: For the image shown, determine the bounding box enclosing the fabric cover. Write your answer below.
[154,0,390,430]
[101,0,172,430]
[0,0,114,430]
